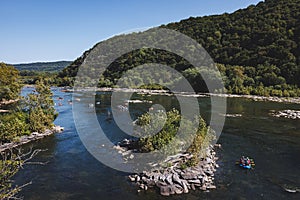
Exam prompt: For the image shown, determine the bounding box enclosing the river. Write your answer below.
[14,87,300,199]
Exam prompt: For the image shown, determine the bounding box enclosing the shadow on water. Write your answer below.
[13,88,300,199]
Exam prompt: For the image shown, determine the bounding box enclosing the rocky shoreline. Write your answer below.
[67,87,300,104]
[0,99,19,106]
[116,140,221,196]
[0,125,64,152]
[0,99,19,113]
[230,94,300,104]
[270,110,300,119]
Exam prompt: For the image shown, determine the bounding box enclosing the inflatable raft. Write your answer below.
[236,157,255,169]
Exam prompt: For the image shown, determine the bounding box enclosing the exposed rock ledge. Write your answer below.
[65,87,300,104]
[270,110,300,119]
[118,141,221,196]
[0,99,19,106]
[0,125,64,152]
[219,113,242,118]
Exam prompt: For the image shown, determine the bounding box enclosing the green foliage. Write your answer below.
[19,70,58,85]
[180,163,188,170]
[0,78,57,143]
[0,112,30,143]
[0,63,22,101]
[14,61,71,86]
[135,109,212,167]
[13,61,71,72]
[26,79,56,133]
[164,0,300,87]
[0,152,23,200]
[217,63,300,97]
[136,109,181,152]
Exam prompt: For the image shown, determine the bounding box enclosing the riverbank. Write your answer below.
[65,87,300,104]
[0,99,19,107]
[0,125,64,152]
[0,99,18,116]
[212,93,300,104]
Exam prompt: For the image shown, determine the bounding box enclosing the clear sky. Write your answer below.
[0,0,261,64]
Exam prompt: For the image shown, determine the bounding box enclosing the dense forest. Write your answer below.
[13,61,71,85]
[13,61,71,72]
[58,0,300,97]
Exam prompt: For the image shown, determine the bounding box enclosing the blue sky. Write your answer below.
[0,0,261,64]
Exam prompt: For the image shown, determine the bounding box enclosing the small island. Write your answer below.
[115,109,220,196]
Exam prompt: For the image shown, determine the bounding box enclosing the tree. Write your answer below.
[0,112,30,143]
[0,148,44,199]
[134,109,212,166]
[27,79,57,133]
[0,63,21,101]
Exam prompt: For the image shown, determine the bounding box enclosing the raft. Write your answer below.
[239,163,252,169]
[236,158,255,169]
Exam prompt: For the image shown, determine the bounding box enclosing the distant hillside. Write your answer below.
[58,0,300,97]
[162,0,300,86]
[13,61,72,72]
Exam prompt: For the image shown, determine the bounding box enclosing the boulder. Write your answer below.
[172,173,182,185]
[199,186,207,191]
[165,174,173,185]
[174,184,183,194]
[181,180,189,193]
[181,172,198,180]
[146,179,156,187]
[207,185,216,189]
[135,176,140,182]
[188,179,201,184]
[139,184,145,190]
[153,173,159,182]
[191,184,196,190]
[128,175,135,182]
[141,176,148,182]
[156,181,168,187]
[160,186,170,196]
[169,185,176,195]
[159,174,166,182]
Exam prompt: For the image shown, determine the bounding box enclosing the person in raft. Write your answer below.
[246,157,251,165]
[240,156,251,166]
[240,156,246,165]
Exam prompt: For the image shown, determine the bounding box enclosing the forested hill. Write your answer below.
[14,61,71,72]
[163,0,300,86]
[58,0,300,97]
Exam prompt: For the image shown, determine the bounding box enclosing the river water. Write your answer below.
[14,88,300,199]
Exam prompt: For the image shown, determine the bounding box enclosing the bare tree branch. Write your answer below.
[1,147,47,200]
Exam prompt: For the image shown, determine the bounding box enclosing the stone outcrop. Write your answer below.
[127,145,220,196]
[270,110,300,119]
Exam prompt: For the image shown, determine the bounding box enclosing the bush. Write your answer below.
[0,112,30,143]
[135,109,212,167]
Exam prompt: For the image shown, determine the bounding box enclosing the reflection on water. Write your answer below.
[13,88,300,199]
